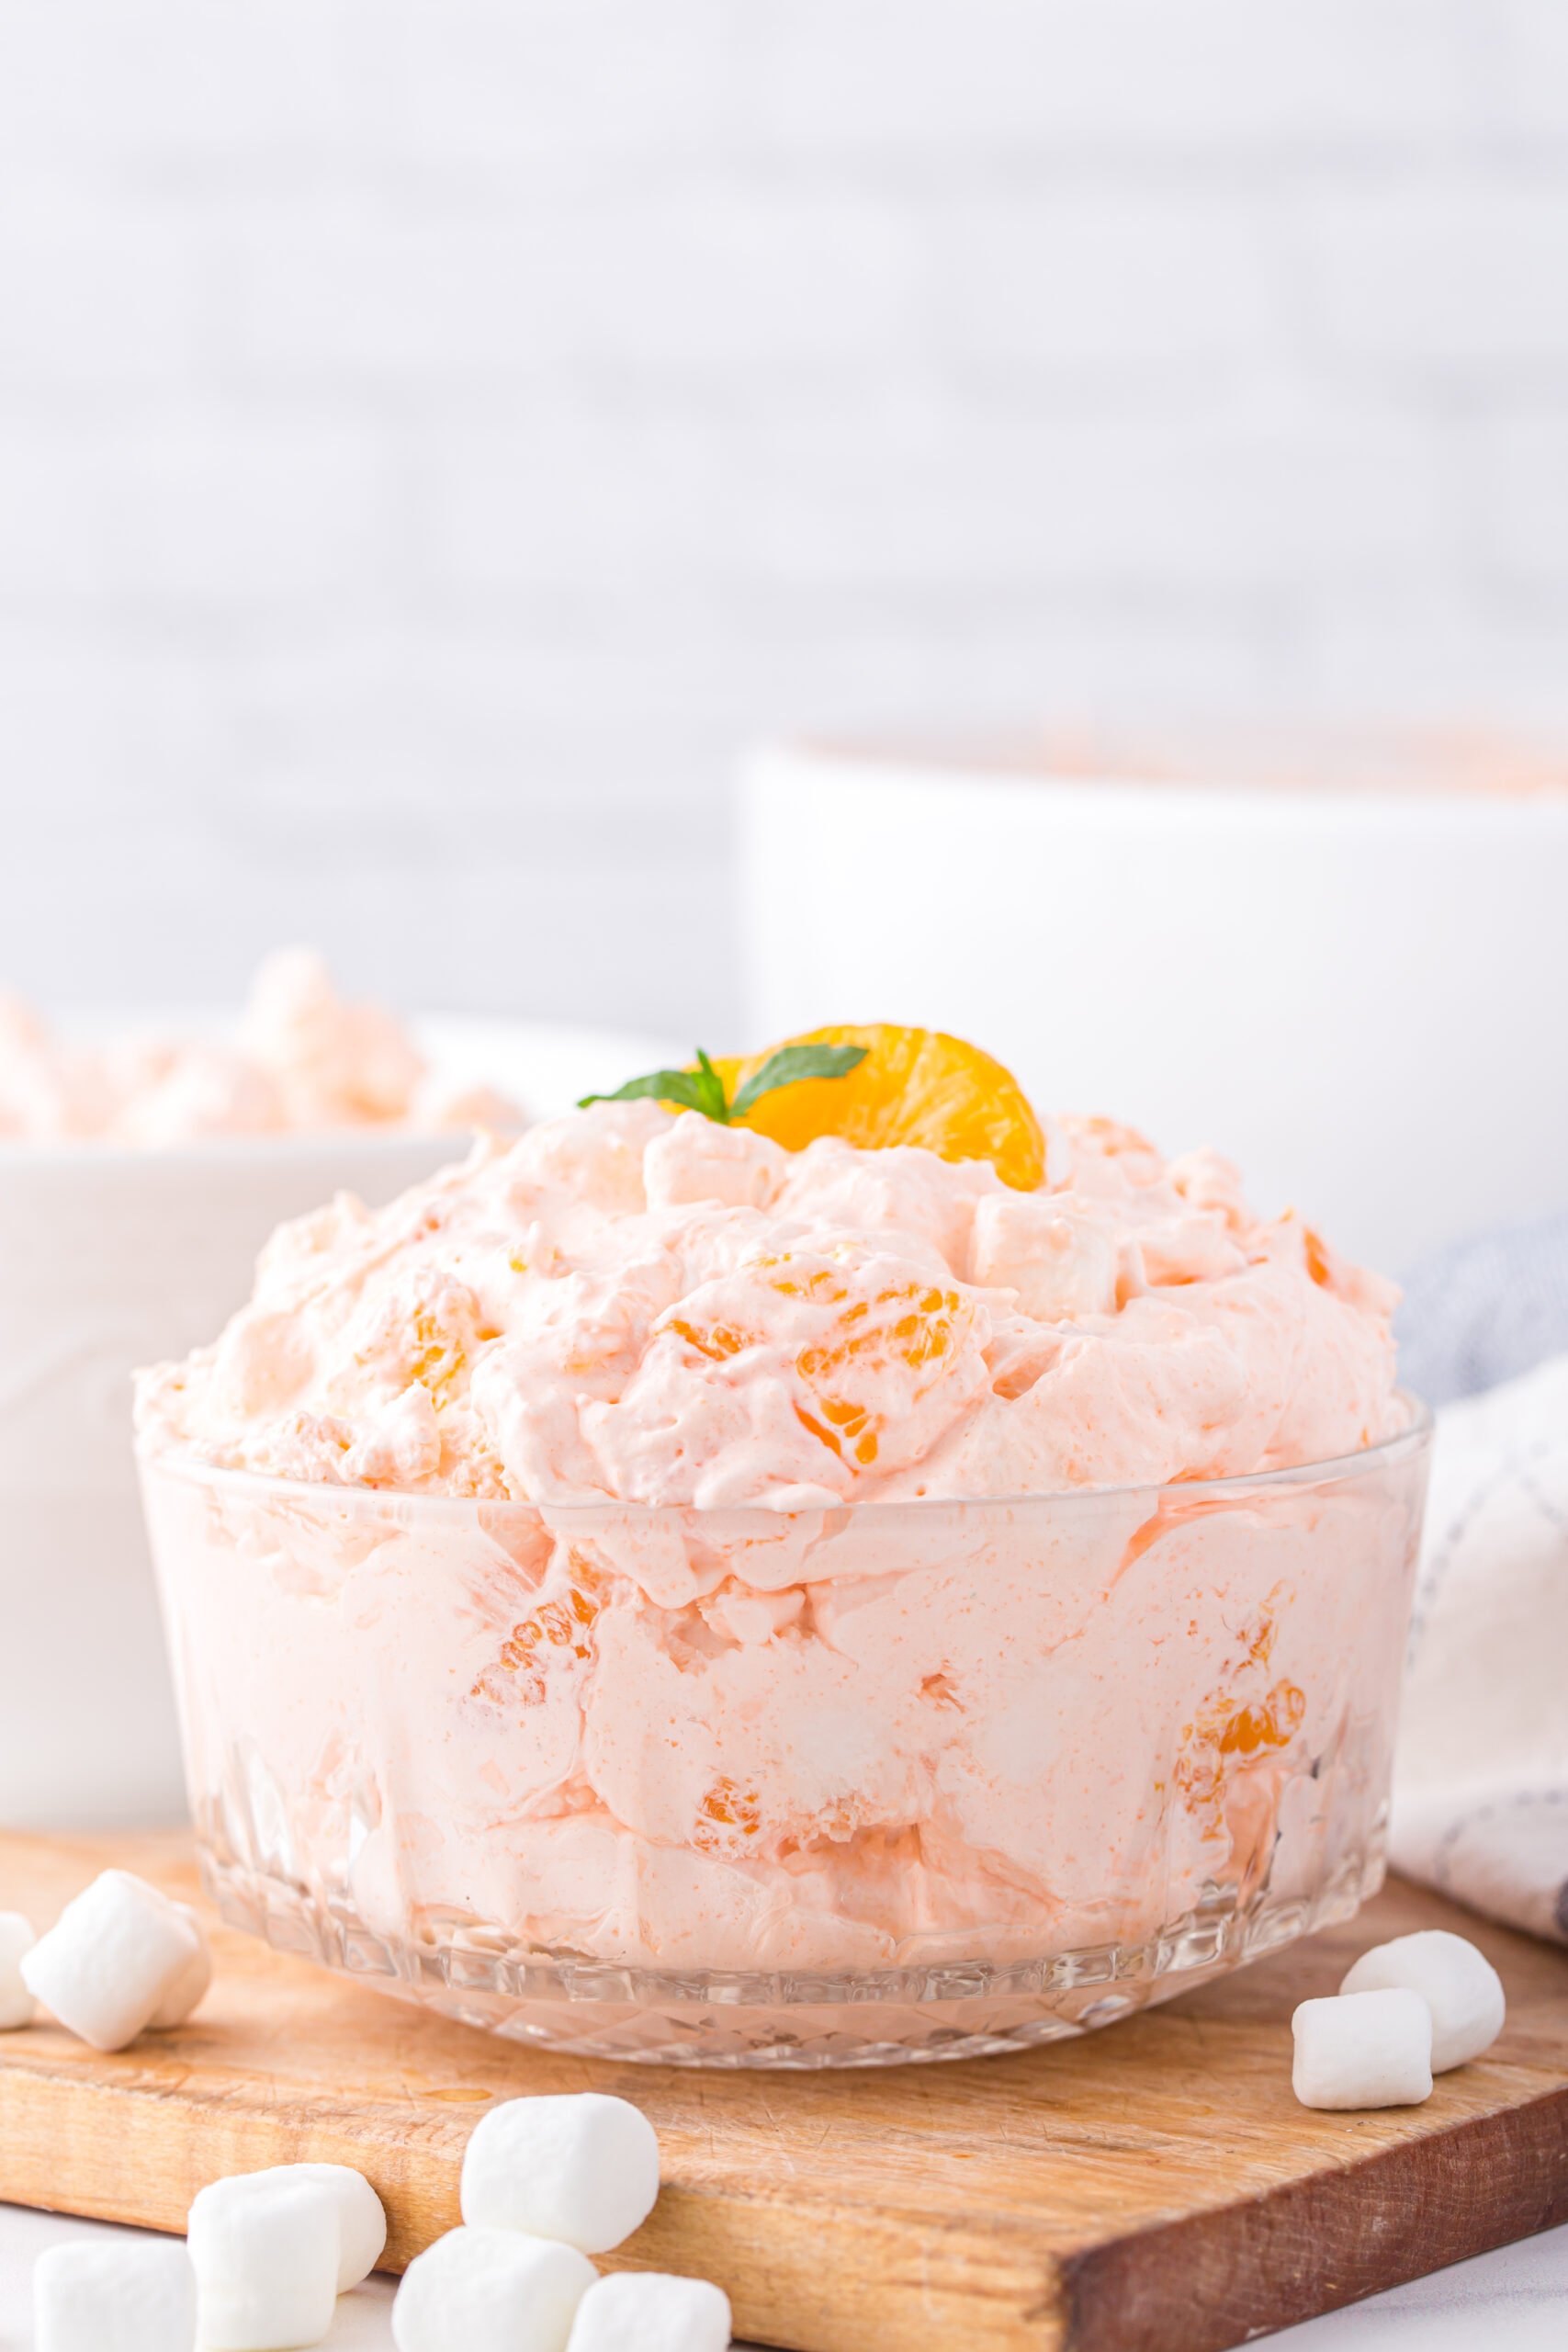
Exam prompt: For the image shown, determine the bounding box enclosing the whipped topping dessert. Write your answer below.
[140,1099,1401,1501]
[139,1083,1427,2049]
[0,949,521,1147]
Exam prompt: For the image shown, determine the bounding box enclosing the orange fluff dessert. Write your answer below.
[0,949,520,1146]
[137,1029,1428,2064]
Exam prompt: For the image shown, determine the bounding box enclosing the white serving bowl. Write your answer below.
[740,737,1568,1273]
[0,1016,669,1829]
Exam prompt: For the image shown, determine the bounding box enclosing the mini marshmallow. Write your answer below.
[567,2270,733,2352]
[288,2161,388,2290]
[148,1901,212,2031]
[1340,1930,1506,2073]
[0,1911,35,2029]
[200,2162,387,2292]
[392,2226,596,2352]
[187,2170,341,2350]
[19,1871,204,2052]
[34,2236,197,2352]
[460,2094,660,2254]
[1292,1987,1434,2110]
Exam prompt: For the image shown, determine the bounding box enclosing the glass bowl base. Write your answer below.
[198,1843,1385,2068]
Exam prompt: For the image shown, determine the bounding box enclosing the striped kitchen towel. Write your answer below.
[1390,1351,1568,1944]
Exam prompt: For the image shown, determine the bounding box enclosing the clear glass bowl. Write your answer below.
[141,1410,1431,2068]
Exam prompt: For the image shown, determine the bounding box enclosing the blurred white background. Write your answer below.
[4,25,1568,2342]
[1,0,1567,1040]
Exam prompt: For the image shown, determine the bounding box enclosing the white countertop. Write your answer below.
[3,2202,1565,2349]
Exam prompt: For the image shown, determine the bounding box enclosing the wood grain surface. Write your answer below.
[0,1833,1564,2352]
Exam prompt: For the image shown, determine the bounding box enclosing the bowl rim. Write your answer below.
[748,729,1568,813]
[0,1125,473,1175]
[141,1392,1434,1521]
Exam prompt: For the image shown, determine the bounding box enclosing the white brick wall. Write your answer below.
[0,0,1564,1037]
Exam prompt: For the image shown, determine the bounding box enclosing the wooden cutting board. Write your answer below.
[1,1833,1564,2352]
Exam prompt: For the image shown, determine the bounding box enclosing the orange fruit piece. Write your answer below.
[713,1024,1044,1192]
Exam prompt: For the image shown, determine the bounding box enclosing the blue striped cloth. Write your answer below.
[1395,1212,1568,1406]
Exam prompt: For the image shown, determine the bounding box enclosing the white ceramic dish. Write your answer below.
[0,1017,671,1829]
[740,736,1568,1273]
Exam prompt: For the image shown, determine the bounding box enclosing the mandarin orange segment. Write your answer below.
[713,1024,1044,1191]
[662,1250,981,1480]
[694,1776,763,1853]
[471,1557,604,1707]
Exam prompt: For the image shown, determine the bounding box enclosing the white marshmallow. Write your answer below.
[198,2162,387,2293]
[1339,1930,1506,2073]
[148,1901,212,2030]
[0,1911,35,2029]
[34,2236,197,2352]
[289,2161,387,2290]
[460,2094,660,2255]
[392,2226,596,2352]
[187,2171,341,2350]
[567,2271,732,2352]
[20,1871,204,2052]
[1292,1987,1434,2109]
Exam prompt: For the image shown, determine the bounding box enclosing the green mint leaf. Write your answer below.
[581,1041,869,1127]
[729,1043,867,1119]
[578,1068,713,1115]
[693,1048,731,1125]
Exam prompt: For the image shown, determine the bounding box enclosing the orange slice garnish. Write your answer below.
[713,1024,1044,1192]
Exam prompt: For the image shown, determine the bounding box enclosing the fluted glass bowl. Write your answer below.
[141,1408,1430,2067]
